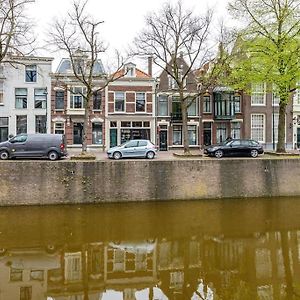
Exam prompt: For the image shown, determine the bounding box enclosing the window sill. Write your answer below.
[92,110,102,112]
[55,109,64,112]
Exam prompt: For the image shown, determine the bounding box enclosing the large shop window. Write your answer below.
[187,97,197,116]
[120,121,150,144]
[35,115,46,133]
[115,92,125,112]
[188,125,197,145]
[55,91,65,110]
[70,87,85,109]
[251,114,265,142]
[92,123,102,144]
[231,122,241,139]
[136,92,146,112]
[158,95,168,116]
[216,123,227,143]
[34,88,47,109]
[16,115,27,134]
[173,125,182,145]
[0,117,8,142]
[251,83,266,105]
[15,88,28,109]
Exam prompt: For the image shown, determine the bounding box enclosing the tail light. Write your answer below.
[60,143,65,150]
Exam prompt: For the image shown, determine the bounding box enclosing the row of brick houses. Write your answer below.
[0,55,298,150]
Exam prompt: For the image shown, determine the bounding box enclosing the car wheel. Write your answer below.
[113,151,122,160]
[250,149,258,158]
[0,150,9,160]
[214,150,224,158]
[48,151,59,161]
[146,151,155,159]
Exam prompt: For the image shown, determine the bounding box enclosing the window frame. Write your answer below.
[34,88,47,109]
[114,92,125,112]
[15,88,28,109]
[55,90,65,110]
[16,115,27,134]
[25,64,37,83]
[70,86,86,109]
[251,113,265,143]
[135,92,146,113]
[35,115,47,133]
[251,83,266,106]
[203,95,211,113]
[54,122,65,135]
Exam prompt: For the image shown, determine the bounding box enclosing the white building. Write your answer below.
[0,56,53,141]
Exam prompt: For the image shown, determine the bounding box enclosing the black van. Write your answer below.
[0,134,67,161]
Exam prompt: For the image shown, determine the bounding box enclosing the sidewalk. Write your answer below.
[66,148,204,160]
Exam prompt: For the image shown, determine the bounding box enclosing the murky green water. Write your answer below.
[1,197,300,300]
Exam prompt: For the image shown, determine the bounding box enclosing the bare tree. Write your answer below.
[134,1,213,154]
[49,0,125,154]
[0,0,35,63]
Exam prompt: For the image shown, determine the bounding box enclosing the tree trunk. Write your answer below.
[181,90,190,155]
[277,100,287,153]
[82,94,90,154]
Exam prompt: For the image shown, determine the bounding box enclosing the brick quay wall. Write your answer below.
[0,159,299,206]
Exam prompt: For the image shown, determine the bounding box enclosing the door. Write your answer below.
[159,130,168,151]
[110,128,117,148]
[9,134,28,157]
[73,123,83,144]
[203,123,212,146]
[122,140,138,157]
[297,128,300,148]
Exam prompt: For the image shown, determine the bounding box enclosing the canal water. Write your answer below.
[1,197,300,300]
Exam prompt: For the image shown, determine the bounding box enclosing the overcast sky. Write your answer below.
[27,0,230,71]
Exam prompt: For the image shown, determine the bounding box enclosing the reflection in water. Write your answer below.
[0,198,300,299]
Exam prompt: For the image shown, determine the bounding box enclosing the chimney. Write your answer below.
[148,56,153,77]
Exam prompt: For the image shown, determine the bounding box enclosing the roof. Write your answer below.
[113,68,151,79]
[56,58,105,75]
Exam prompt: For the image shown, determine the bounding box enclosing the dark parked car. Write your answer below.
[0,134,67,161]
[204,139,264,158]
[107,139,157,159]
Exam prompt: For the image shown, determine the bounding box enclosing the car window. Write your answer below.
[241,140,250,146]
[138,141,147,147]
[125,140,138,148]
[10,135,27,143]
[231,140,241,146]
[250,140,259,146]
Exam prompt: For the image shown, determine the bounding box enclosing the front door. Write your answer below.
[159,130,168,151]
[110,128,117,148]
[297,128,300,148]
[73,123,83,144]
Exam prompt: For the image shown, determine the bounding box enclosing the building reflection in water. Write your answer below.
[0,198,299,299]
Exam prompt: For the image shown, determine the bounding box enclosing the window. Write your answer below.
[251,114,265,142]
[187,98,197,116]
[173,125,182,145]
[34,88,47,109]
[55,91,64,110]
[188,125,197,145]
[15,88,27,109]
[115,92,125,112]
[136,92,146,112]
[20,286,32,300]
[203,95,211,113]
[125,140,139,148]
[70,87,85,109]
[92,123,102,144]
[168,76,178,89]
[172,96,181,118]
[35,115,46,133]
[64,253,82,282]
[10,268,23,281]
[272,84,280,106]
[295,82,300,105]
[54,122,65,134]
[113,249,125,272]
[158,95,168,116]
[231,122,241,139]
[126,66,135,77]
[251,83,266,105]
[93,90,102,110]
[16,115,27,134]
[30,270,44,281]
[216,123,227,143]
[10,135,27,143]
[234,95,241,113]
[272,113,279,143]
[0,117,8,142]
[25,65,37,82]
[136,251,147,271]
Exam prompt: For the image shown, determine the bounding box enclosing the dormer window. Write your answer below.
[25,65,37,82]
[125,63,136,77]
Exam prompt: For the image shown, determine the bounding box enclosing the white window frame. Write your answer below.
[25,64,37,83]
[70,86,86,109]
[135,92,146,113]
[251,83,266,106]
[54,122,65,134]
[64,252,82,282]
[251,114,265,143]
[114,92,125,112]
[272,84,280,106]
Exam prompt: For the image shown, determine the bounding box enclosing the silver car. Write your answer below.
[107,139,157,160]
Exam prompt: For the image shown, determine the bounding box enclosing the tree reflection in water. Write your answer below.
[0,198,299,299]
